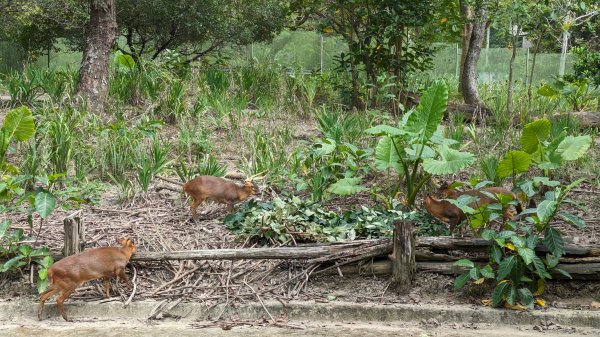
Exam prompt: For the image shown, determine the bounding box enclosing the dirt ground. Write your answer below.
[2,172,600,329]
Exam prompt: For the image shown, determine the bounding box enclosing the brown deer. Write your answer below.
[182,176,259,218]
[38,238,136,321]
[424,184,523,235]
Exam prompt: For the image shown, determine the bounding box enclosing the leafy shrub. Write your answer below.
[224,195,405,244]
[290,138,371,202]
[454,178,585,308]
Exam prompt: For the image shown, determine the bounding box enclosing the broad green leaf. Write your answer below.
[490,245,502,264]
[543,227,564,257]
[35,190,56,219]
[0,219,10,239]
[374,136,403,172]
[480,265,495,279]
[405,80,448,140]
[510,236,526,248]
[2,106,35,142]
[422,145,475,175]
[546,254,560,268]
[497,256,517,280]
[537,84,559,98]
[557,212,587,229]
[30,247,49,257]
[519,119,551,154]
[326,178,368,196]
[454,259,475,268]
[506,285,517,305]
[405,144,436,159]
[39,255,54,268]
[556,135,591,161]
[454,272,470,289]
[114,51,136,70]
[2,255,24,272]
[37,278,49,294]
[492,281,511,306]
[496,151,531,179]
[532,177,561,187]
[481,229,496,240]
[553,268,572,279]
[19,244,32,256]
[469,267,479,280]
[364,124,405,136]
[536,200,557,223]
[314,138,336,156]
[38,268,48,280]
[517,247,536,265]
[518,288,534,306]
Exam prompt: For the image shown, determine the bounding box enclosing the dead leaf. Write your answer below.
[503,302,528,310]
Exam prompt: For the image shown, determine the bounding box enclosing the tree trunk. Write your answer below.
[460,3,487,106]
[559,26,569,76]
[76,0,117,114]
[389,220,416,294]
[458,0,473,95]
[62,217,85,257]
[507,29,519,116]
[527,32,544,103]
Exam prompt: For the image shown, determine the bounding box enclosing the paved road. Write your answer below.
[1,318,596,337]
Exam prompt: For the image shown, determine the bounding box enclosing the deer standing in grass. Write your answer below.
[38,238,136,321]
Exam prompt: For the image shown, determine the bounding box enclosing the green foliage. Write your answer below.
[315,107,365,144]
[571,46,600,87]
[135,137,172,194]
[174,154,227,183]
[366,81,474,206]
[224,196,405,244]
[497,118,591,180]
[0,224,53,293]
[291,138,371,202]
[117,0,287,62]
[0,106,55,293]
[0,106,35,170]
[537,76,592,111]
[453,178,586,308]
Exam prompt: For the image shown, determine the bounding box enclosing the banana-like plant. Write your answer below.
[496,118,592,183]
[365,80,476,207]
[0,106,35,173]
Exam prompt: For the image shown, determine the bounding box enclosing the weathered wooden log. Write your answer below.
[62,217,85,257]
[417,261,600,280]
[390,220,416,294]
[319,260,600,280]
[131,243,364,261]
[417,236,600,257]
[127,237,599,262]
[554,111,600,128]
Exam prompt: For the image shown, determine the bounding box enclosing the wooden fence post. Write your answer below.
[389,220,416,294]
[63,217,85,257]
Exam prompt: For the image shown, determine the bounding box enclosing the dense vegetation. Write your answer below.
[0,0,599,307]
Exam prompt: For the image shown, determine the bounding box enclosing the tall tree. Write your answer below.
[458,0,488,107]
[75,0,117,114]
